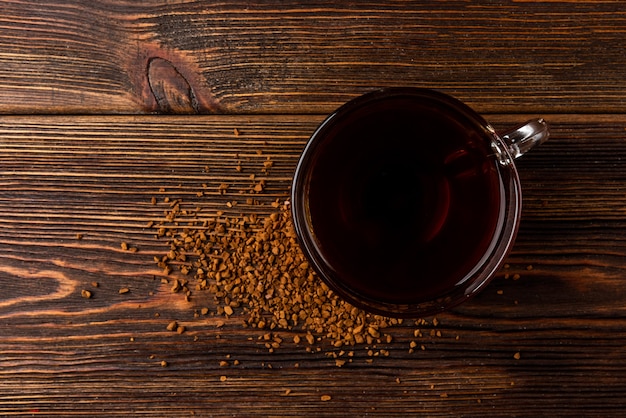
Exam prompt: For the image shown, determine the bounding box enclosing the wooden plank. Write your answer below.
[1,1,626,114]
[0,115,626,416]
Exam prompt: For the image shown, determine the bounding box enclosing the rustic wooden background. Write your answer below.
[1,1,626,416]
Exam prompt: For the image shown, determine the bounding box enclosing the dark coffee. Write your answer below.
[304,93,505,306]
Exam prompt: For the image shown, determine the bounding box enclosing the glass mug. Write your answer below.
[291,88,549,317]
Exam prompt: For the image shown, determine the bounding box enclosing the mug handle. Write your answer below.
[500,119,550,159]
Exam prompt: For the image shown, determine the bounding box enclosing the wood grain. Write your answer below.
[1,115,626,416]
[1,1,626,114]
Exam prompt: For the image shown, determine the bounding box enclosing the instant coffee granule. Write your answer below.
[147,154,442,358]
[151,201,414,349]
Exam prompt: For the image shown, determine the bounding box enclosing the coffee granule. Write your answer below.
[148,198,442,356]
[146,155,445,359]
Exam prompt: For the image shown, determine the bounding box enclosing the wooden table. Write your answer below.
[2,2,625,416]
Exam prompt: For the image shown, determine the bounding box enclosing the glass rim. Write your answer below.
[291,87,522,317]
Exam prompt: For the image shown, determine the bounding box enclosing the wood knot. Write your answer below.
[147,57,199,114]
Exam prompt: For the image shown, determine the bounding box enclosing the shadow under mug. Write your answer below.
[291,88,549,318]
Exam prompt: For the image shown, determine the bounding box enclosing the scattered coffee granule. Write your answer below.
[119,287,130,294]
[151,201,411,351]
[513,352,521,360]
[161,360,168,367]
[143,156,445,361]
[320,395,332,402]
[218,183,229,194]
[81,289,92,299]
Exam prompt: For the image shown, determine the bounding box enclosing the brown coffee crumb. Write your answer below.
[513,352,521,360]
[320,395,332,401]
[146,165,434,362]
[119,288,130,294]
[81,289,92,299]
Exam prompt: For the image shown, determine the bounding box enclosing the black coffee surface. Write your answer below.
[307,96,503,304]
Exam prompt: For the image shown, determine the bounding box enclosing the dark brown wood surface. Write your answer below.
[1,0,626,114]
[1,1,625,417]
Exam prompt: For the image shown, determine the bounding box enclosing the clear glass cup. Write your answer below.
[291,88,549,317]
